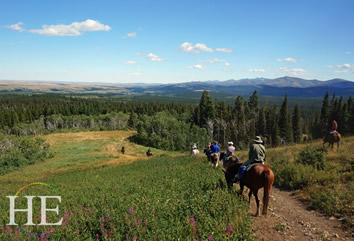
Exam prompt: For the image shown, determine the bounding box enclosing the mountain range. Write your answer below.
[126,76,354,97]
[1,76,354,97]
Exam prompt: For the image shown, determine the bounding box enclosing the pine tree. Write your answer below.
[199,90,215,133]
[248,90,259,111]
[271,116,279,147]
[278,94,292,143]
[320,91,329,131]
[292,104,302,143]
[257,107,266,136]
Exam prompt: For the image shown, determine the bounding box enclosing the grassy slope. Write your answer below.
[235,136,354,226]
[0,131,253,240]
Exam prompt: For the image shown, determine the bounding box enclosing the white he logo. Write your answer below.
[7,196,63,226]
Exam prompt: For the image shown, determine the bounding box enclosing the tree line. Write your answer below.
[0,92,353,151]
[193,90,353,150]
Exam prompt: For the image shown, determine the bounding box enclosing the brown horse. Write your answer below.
[146,151,153,157]
[210,153,219,167]
[323,132,341,151]
[223,162,274,216]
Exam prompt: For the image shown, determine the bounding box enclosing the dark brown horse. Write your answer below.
[323,132,341,151]
[220,152,240,169]
[210,153,219,167]
[223,162,274,216]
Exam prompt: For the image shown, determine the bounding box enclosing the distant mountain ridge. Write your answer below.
[1,77,353,97]
[177,76,353,88]
[125,76,354,97]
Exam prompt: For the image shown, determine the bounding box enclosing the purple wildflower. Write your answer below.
[190,217,195,224]
[132,237,137,241]
[226,225,232,232]
[129,207,134,214]
[208,236,213,241]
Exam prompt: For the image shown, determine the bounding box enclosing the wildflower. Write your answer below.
[190,217,195,224]
[226,225,232,233]
[101,216,105,222]
[208,236,213,241]
[132,237,137,241]
[129,207,134,214]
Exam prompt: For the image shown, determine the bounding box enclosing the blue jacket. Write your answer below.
[211,144,220,153]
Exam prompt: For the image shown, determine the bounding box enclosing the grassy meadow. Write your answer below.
[0,131,253,240]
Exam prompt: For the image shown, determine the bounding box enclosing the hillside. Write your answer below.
[0,131,352,240]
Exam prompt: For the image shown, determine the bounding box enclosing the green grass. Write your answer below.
[0,133,253,240]
[263,137,354,226]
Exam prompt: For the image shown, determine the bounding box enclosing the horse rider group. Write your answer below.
[205,136,266,182]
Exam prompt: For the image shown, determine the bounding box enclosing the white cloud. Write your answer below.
[147,53,163,62]
[179,42,213,53]
[122,32,136,39]
[334,70,349,73]
[6,22,24,32]
[187,64,206,70]
[278,67,306,75]
[27,19,111,36]
[131,72,141,76]
[199,58,225,63]
[327,64,354,69]
[215,48,232,53]
[247,68,265,73]
[277,57,297,63]
[127,32,136,38]
[224,62,231,66]
[345,51,352,55]
[125,61,137,64]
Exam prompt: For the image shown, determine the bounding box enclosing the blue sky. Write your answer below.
[1,0,354,83]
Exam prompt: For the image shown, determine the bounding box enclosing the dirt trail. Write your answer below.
[246,187,352,241]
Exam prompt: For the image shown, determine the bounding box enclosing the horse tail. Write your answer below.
[262,168,274,215]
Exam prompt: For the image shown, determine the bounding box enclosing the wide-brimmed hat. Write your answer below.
[254,136,263,143]
[228,141,233,145]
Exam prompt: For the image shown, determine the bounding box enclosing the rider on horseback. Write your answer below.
[234,136,266,182]
[329,120,338,135]
[223,141,235,167]
[210,141,220,157]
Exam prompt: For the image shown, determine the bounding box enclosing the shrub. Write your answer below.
[0,134,54,175]
[297,146,326,170]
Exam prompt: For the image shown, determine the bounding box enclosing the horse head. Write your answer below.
[223,162,242,188]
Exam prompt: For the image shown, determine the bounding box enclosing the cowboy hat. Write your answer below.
[254,136,263,143]
[228,141,233,145]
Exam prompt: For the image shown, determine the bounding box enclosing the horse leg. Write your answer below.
[253,190,260,216]
[239,183,244,196]
[248,190,252,203]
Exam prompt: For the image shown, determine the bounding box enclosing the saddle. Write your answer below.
[239,162,263,179]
